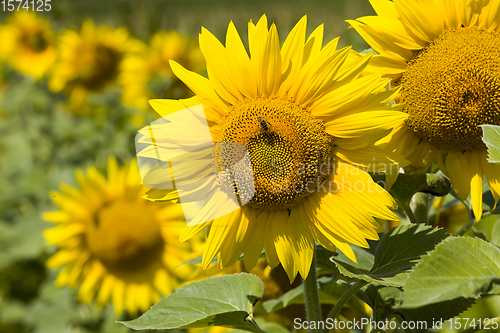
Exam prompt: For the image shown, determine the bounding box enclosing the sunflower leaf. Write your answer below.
[481,124,500,163]
[332,224,449,287]
[397,298,476,331]
[401,237,500,308]
[361,285,475,328]
[119,273,265,332]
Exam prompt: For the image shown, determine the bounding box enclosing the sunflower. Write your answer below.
[43,157,199,315]
[120,30,205,111]
[348,0,500,220]
[49,20,139,114]
[138,15,407,281]
[0,11,57,79]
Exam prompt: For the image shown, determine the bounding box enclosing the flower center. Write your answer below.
[21,30,49,52]
[402,27,500,151]
[80,44,122,90]
[215,97,333,211]
[85,200,164,273]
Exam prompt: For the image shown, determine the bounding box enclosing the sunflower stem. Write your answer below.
[399,200,418,224]
[303,253,322,333]
[457,217,476,236]
[322,279,367,333]
[411,192,429,224]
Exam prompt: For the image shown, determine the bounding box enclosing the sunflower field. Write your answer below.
[1,1,500,333]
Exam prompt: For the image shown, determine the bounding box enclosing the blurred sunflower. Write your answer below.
[349,0,500,220]
[49,20,139,114]
[0,11,56,79]
[140,15,407,280]
[43,157,198,315]
[120,30,205,111]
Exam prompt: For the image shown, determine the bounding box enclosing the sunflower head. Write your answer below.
[402,27,500,151]
[216,97,334,210]
[49,20,139,113]
[43,157,200,315]
[349,0,500,221]
[142,15,404,280]
[0,11,57,79]
[120,30,205,110]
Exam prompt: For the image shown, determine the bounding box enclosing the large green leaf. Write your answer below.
[398,298,476,332]
[361,285,475,331]
[332,224,449,287]
[120,273,265,332]
[481,124,500,163]
[491,220,500,247]
[402,237,500,308]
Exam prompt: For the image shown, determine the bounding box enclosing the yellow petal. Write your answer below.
[468,150,483,221]
[445,151,472,201]
[288,208,314,278]
[280,15,307,94]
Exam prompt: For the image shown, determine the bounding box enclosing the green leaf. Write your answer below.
[362,285,404,321]
[481,124,500,163]
[397,298,476,332]
[402,237,500,308]
[491,220,500,247]
[361,286,475,329]
[330,245,375,272]
[332,224,449,287]
[119,273,265,332]
[316,244,374,275]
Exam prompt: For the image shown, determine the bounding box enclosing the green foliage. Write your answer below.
[120,274,265,332]
[402,237,500,308]
[481,124,500,163]
[332,224,449,287]
[491,220,500,247]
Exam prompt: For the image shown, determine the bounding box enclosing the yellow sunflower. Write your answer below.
[49,20,139,114]
[348,0,500,220]
[120,30,205,110]
[138,15,408,281]
[43,157,199,315]
[0,11,57,79]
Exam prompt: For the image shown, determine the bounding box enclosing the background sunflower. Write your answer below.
[349,0,500,221]
[43,157,201,315]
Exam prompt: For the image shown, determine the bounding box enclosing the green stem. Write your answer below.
[321,279,368,333]
[399,200,418,224]
[303,252,322,333]
[411,192,429,224]
[456,217,476,236]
